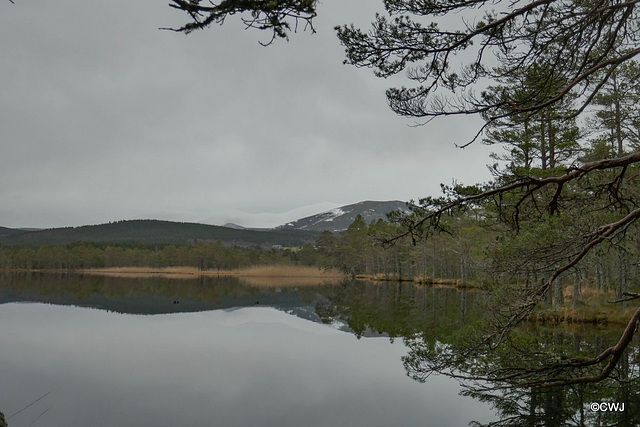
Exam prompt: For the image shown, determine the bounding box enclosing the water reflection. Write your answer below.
[0,272,485,336]
[0,273,497,426]
[397,318,640,426]
[0,273,637,426]
[0,305,491,426]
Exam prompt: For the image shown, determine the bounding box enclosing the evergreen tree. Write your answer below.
[592,59,640,156]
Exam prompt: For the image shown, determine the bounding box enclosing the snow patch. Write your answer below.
[311,208,346,225]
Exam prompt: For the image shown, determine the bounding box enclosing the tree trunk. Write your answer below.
[540,116,548,170]
[617,249,628,299]
[572,269,581,307]
[548,116,556,168]
[553,280,564,308]
[613,73,624,156]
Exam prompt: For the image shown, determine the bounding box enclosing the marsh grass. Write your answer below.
[530,285,639,325]
[80,265,345,287]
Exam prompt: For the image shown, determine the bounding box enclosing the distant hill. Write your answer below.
[0,226,25,238]
[0,220,319,247]
[0,200,410,246]
[223,223,270,231]
[276,200,409,232]
[223,223,247,230]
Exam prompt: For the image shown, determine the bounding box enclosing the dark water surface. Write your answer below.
[0,273,637,426]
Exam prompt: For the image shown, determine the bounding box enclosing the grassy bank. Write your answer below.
[530,285,639,326]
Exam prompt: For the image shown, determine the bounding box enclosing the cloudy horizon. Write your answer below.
[1,0,494,229]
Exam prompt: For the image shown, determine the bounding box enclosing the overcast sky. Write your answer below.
[1,0,494,229]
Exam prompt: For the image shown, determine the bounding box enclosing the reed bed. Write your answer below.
[79,265,345,287]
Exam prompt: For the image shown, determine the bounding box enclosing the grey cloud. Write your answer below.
[0,0,493,228]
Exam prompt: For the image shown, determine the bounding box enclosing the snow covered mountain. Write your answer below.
[276,201,409,232]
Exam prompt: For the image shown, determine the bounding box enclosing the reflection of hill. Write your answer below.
[0,273,484,340]
[0,273,323,318]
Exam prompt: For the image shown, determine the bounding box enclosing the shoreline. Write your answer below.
[355,274,478,288]
[2,268,637,325]
[0,265,346,278]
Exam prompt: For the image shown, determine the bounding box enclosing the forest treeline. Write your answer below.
[0,214,489,280]
[0,214,481,278]
[0,241,297,272]
[2,209,639,310]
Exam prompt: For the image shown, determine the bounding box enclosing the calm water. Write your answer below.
[0,273,637,426]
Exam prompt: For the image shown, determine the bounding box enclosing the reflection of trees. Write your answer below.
[402,328,640,426]
[459,369,640,426]
[313,280,640,425]
[313,279,483,339]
